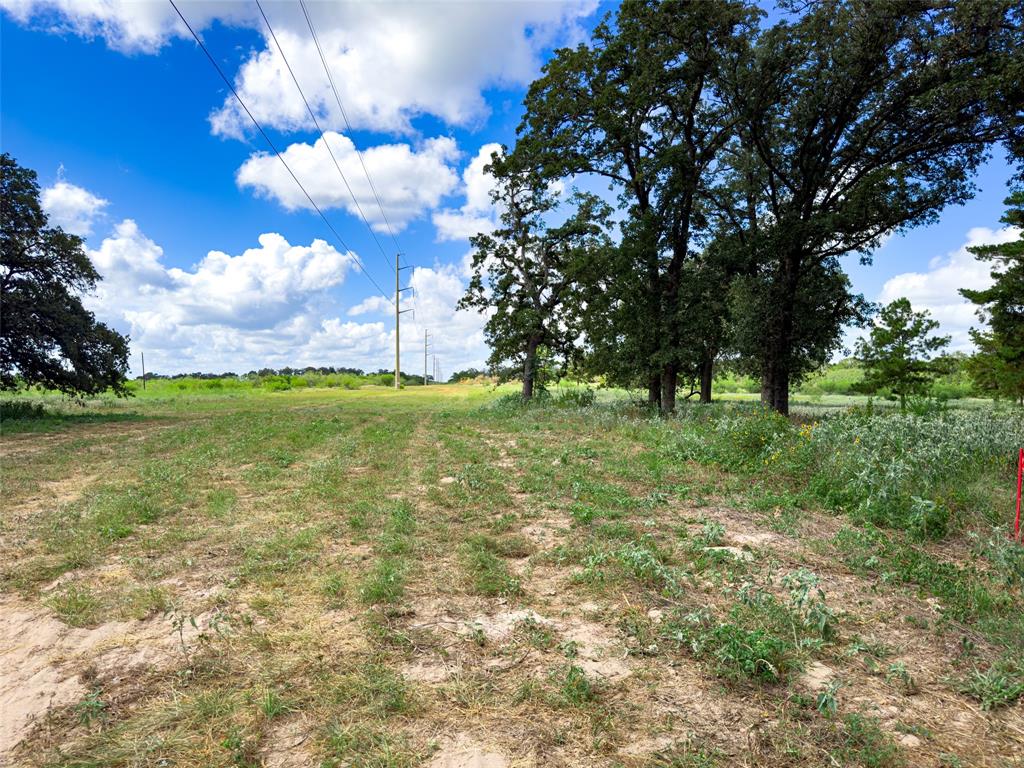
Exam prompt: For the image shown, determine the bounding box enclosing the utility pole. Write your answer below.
[141,351,146,390]
[394,255,412,390]
[423,329,430,385]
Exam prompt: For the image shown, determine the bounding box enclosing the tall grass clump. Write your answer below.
[669,405,1022,539]
[803,410,1023,538]
[670,404,792,469]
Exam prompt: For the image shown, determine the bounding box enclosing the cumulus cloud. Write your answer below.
[82,218,489,376]
[0,0,253,53]
[347,296,391,317]
[878,225,1021,350]
[1,1,595,133]
[41,180,109,237]
[236,133,459,231]
[432,143,503,242]
[208,2,596,137]
[85,219,358,368]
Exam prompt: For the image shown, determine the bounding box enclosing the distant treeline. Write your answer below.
[715,357,980,400]
[122,356,983,400]
[130,368,434,392]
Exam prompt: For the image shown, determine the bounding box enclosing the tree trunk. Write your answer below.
[522,336,540,400]
[660,363,678,415]
[760,252,801,416]
[699,356,714,404]
[647,375,661,409]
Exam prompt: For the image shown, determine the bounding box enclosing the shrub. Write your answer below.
[555,387,596,408]
[0,400,47,420]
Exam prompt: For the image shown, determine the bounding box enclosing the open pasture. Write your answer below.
[2,385,1022,767]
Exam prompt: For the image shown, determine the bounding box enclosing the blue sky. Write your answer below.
[1,1,1017,376]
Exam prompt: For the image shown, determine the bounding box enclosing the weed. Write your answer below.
[323,724,417,768]
[816,679,842,717]
[667,611,794,684]
[834,713,903,767]
[75,688,108,726]
[46,584,102,627]
[697,521,725,547]
[557,664,596,706]
[954,656,1024,709]
[462,536,521,597]
[359,559,406,605]
[337,664,411,716]
[322,571,349,608]
[258,688,291,719]
[885,662,918,695]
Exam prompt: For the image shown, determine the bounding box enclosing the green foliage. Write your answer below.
[855,298,951,411]
[961,192,1024,404]
[955,656,1024,710]
[675,405,1022,540]
[459,150,612,400]
[461,535,522,597]
[671,613,793,684]
[75,689,108,726]
[324,724,416,768]
[556,664,596,706]
[358,559,406,605]
[0,399,46,420]
[835,714,903,768]
[519,1,757,412]
[0,154,131,397]
[46,584,102,627]
[805,411,1021,538]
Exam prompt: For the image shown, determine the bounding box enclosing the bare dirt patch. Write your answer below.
[261,715,315,768]
[0,595,213,760]
[426,734,509,768]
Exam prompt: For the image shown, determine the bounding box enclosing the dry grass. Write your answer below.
[1,385,1021,767]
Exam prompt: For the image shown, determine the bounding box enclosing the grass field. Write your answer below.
[2,384,1022,767]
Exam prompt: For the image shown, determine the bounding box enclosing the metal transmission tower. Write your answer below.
[395,258,412,390]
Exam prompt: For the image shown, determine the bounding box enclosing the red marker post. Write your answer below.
[1016,448,1023,543]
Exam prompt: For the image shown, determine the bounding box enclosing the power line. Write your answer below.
[167,0,392,305]
[297,0,420,320]
[298,0,403,257]
[255,0,395,274]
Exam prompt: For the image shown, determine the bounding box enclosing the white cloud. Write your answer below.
[1,1,595,134]
[86,219,358,369]
[0,0,253,53]
[347,296,391,317]
[41,180,109,237]
[432,142,503,242]
[208,2,596,137]
[236,133,460,231]
[878,225,1021,350]
[82,218,489,376]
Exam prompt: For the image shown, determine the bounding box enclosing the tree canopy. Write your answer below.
[1,153,130,397]
[459,0,1023,414]
[855,298,951,411]
[961,192,1024,405]
[458,149,612,399]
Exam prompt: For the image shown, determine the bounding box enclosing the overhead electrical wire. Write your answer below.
[297,0,420,321]
[167,0,393,305]
[298,0,403,256]
[254,0,395,273]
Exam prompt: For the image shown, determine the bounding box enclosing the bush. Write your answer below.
[671,404,791,468]
[555,387,596,408]
[0,400,47,420]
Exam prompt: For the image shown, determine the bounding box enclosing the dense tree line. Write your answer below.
[463,0,1024,414]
